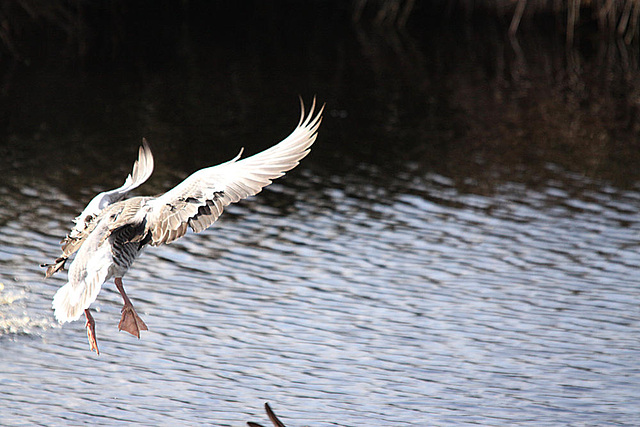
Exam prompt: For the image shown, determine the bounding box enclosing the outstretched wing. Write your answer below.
[66,139,154,244]
[72,139,154,233]
[118,138,155,195]
[43,139,155,278]
[144,98,323,246]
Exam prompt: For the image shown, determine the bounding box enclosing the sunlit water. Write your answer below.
[1,158,639,426]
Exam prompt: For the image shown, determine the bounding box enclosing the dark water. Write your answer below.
[2,4,640,426]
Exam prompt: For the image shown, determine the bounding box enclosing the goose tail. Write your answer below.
[52,267,109,323]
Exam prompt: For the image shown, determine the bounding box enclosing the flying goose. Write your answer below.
[44,99,323,354]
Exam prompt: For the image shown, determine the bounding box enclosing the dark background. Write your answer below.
[2,0,640,188]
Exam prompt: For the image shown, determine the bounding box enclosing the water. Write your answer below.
[2,159,639,425]
[2,4,640,426]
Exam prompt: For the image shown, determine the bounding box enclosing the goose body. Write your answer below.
[45,99,323,353]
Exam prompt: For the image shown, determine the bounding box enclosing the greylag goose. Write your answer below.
[44,99,323,354]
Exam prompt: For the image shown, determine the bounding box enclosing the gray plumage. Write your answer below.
[49,99,323,325]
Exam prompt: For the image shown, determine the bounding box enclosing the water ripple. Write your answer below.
[1,163,639,425]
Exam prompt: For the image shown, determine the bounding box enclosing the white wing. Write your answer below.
[43,139,155,278]
[71,139,154,235]
[144,98,323,246]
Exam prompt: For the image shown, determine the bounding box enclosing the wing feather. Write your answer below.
[145,98,323,246]
[44,139,156,278]
[72,138,154,235]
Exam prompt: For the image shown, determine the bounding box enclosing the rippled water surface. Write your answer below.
[2,159,640,425]
[2,4,640,425]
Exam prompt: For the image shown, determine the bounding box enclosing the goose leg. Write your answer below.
[114,277,148,338]
[85,309,99,355]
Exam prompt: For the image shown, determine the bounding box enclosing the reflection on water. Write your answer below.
[2,4,640,426]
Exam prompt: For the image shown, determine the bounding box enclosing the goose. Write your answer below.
[43,99,323,354]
